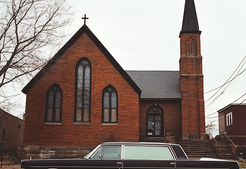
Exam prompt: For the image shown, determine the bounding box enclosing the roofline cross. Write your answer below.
[82,14,89,25]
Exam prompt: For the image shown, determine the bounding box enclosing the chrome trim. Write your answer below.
[121,145,125,159]
[168,146,177,160]
[85,167,172,169]
[30,167,83,169]
[84,145,101,159]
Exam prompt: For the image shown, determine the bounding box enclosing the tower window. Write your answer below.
[187,37,196,56]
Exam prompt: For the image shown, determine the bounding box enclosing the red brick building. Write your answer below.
[218,104,246,157]
[0,109,24,151]
[22,0,206,158]
[218,104,246,145]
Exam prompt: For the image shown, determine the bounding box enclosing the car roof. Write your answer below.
[100,142,180,146]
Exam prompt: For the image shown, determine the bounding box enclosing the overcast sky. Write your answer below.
[7,0,246,135]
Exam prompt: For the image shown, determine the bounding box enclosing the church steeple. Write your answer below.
[180,0,201,37]
[179,0,206,140]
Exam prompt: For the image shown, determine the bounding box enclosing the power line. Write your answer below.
[205,115,218,119]
[231,92,246,104]
[205,69,246,94]
[206,55,246,97]
[205,92,246,119]
[205,55,246,107]
[206,111,218,117]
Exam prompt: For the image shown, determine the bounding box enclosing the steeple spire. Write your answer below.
[179,0,206,140]
[180,0,201,36]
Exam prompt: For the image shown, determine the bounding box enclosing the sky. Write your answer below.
[7,0,246,135]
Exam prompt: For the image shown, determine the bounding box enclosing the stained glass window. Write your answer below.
[102,86,118,123]
[45,85,62,122]
[75,58,91,122]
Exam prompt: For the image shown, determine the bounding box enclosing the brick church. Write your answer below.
[22,0,206,157]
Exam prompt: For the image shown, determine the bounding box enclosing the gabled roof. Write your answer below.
[180,0,201,36]
[126,71,181,100]
[22,25,141,95]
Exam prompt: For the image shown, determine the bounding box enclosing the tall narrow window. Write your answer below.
[75,58,91,122]
[45,85,62,122]
[102,86,118,123]
[187,37,196,56]
[146,105,163,137]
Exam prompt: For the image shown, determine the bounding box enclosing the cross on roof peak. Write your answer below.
[82,14,89,25]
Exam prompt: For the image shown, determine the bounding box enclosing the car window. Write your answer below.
[91,146,121,159]
[84,145,100,159]
[171,145,187,159]
[124,146,174,160]
[101,146,121,159]
[91,149,100,159]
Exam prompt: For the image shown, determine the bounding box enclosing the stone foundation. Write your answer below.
[21,145,94,159]
[182,132,207,140]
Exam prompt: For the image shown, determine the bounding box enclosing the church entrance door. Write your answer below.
[146,105,163,137]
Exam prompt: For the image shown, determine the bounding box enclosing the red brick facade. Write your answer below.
[23,32,140,147]
[23,30,206,148]
[179,33,206,140]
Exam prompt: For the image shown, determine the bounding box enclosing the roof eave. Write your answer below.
[140,98,182,101]
[217,103,246,113]
[179,30,201,38]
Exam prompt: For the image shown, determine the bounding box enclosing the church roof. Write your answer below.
[180,0,201,36]
[126,71,182,100]
[22,25,141,95]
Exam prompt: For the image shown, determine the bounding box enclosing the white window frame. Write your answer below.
[226,112,233,126]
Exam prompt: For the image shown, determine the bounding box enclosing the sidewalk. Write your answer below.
[1,164,20,169]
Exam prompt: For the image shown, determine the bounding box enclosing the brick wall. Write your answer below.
[22,145,94,159]
[0,109,24,150]
[179,32,206,140]
[23,33,139,147]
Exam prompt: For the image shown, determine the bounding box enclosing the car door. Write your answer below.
[123,160,176,169]
[85,145,123,169]
[85,159,123,169]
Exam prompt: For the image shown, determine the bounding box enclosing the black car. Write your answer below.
[21,142,239,169]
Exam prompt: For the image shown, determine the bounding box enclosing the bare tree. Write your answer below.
[205,120,217,136]
[0,0,73,114]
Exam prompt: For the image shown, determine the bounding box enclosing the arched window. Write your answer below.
[187,37,196,56]
[75,58,91,122]
[45,85,62,122]
[102,86,118,123]
[146,105,163,137]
